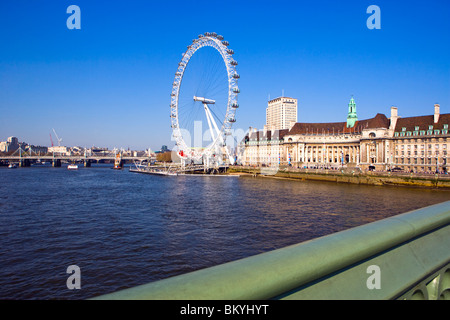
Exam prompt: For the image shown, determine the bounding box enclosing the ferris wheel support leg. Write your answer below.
[204,103,226,160]
[203,104,217,143]
[204,104,222,144]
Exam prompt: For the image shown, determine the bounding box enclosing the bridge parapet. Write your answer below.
[93,200,450,300]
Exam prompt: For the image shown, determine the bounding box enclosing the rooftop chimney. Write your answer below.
[434,104,440,123]
[289,121,296,131]
[389,106,399,130]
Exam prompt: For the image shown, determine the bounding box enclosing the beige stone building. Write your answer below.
[241,99,449,173]
[265,97,298,131]
[389,104,449,173]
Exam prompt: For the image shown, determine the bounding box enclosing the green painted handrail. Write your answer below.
[93,200,450,300]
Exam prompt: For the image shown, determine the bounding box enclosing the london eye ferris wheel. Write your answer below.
[170,32,239,167]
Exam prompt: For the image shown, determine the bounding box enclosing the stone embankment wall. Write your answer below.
[228,167,450,189]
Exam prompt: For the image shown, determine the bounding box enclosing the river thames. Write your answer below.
[0,164,449,299]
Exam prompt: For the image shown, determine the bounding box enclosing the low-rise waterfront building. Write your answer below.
[48,145,69,155]
[25,145,48,155]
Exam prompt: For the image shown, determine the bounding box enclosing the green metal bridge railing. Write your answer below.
[93,200,450,300]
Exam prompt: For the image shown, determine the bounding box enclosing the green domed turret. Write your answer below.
[346,96,358,128]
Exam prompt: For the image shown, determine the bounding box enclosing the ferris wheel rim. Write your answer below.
[170,32,239,160]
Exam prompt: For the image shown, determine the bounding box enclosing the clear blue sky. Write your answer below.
[0,0,449,151]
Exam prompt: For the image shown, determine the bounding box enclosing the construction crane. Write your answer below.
[52,128,63,146]
[49,133,54,147]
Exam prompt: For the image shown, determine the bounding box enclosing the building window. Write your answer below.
[429,125,433,130]
[402,127,406,132]
[434,130,440,135]
[415,126,420,131]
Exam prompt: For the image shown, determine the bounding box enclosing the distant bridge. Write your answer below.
[0,155,150,161]
[0,153,151,167]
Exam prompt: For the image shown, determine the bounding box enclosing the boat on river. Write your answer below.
[130,161,178,176]
[113,153,124,170]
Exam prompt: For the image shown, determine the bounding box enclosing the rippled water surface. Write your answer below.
[0,165,448,299]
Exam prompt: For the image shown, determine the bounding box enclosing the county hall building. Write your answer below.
[241,97,449,173]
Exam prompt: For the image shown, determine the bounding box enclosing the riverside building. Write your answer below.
[0,136,19,153]
[241,98,449,173]
[265,97,298,131]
